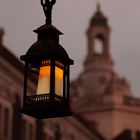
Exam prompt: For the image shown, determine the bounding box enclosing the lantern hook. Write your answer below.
[41,0,56,24]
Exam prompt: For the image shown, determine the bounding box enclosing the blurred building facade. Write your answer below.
[0,4,140,140]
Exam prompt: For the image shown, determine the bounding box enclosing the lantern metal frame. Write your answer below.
[20,0,74,119]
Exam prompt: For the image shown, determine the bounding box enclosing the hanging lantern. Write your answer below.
[20,0,74,119]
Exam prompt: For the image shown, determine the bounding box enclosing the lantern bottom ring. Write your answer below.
[21,99,72,119]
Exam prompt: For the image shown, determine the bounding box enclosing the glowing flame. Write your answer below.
[37,61,64,96]
[37,66,50,95]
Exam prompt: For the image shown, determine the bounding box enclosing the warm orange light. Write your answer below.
[40,66,50,76]
[37,66,50,95]
[36,61,64,96]
[55,66,63,96]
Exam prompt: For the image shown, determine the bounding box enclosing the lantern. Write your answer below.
[20,0,74,119]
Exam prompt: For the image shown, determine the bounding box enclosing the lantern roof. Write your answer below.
[34,24,63,35]
[20,39,74,65]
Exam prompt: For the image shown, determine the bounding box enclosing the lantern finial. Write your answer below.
[41,0,56,24]
[96,0,101,12]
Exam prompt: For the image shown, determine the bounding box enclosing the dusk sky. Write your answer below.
[0,0,140,97]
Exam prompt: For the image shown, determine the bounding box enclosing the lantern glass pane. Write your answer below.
[55,61,64,97]
[36,60,50,95]
[26,64,38,96]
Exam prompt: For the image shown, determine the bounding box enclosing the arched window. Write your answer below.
[94,38,103,54]
[21,114,36,140]
[0,97,13,140]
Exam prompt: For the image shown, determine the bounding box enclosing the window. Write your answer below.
[0,97,13,140]
[21,119,27,140]
[29,123,34,140]
[21,115,36,140]
[3,108,9,137]
[43,126,54,140]
[94,38,103,54]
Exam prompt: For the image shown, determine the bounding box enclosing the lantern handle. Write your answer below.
[41,0,56,24]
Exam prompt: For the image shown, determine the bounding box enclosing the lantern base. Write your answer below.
[21,101,72,119]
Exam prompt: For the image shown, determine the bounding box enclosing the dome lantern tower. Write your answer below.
[85,2,113,72]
